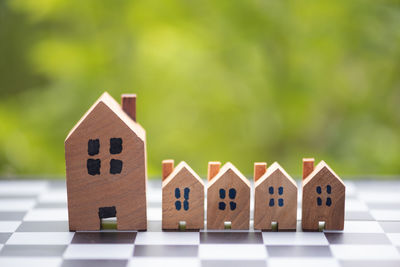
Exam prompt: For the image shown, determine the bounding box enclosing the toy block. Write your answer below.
[302,158,345,231]
[254,162,267,182]
[254,162,297,230]
[302,158,315,179]
[207,161,221,181]
[162,159,174,181]
[162,160,205,230]
[207,162,250,230]
[65,92,147,231]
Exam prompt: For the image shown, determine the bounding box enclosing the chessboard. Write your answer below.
[0,179,400,267]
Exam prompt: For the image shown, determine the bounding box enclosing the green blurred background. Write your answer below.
[1,0,400,179]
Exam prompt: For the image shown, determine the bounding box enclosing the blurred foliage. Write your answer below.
[0,0,400,178]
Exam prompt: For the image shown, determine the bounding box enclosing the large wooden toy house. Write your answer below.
[207,162,250,230]
[162,160,205,230]
[302,159,345,231]
[254,162,297,230]
[65,92,147,231]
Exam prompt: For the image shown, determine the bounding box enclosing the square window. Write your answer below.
[110,159,123,174]
[88,139,100,156]
[110,138,123,154]
[87,159,101,175]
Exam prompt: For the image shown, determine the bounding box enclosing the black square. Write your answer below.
[200,232,263,244]
[324,233,391,244]
[380,222,400,233]
[88,139,100,156]
[110,138,123,154]
[0,212,26,221]
[71,232,136,244]
[17,221,69,232]
[61,260,128,267]
[0,233,11,244]
[87,159,101,175]
[110,159,122,174]
[0,245,67,256]
[201,260,267,267]
[340,260,400,267]
[133,245,198,257]
[266,245,332,257]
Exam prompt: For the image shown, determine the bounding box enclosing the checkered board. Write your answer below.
[0,179,400,267]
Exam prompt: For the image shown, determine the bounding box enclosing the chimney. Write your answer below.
[162,159,174,181]
[302,158,315,180]
[207,161,221,181]
[121,94,137,122]
[254,162,267,182]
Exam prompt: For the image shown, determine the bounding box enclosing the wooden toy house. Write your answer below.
[302,158,345,231]
[65,92,147,231]
[254,162,297,230]
[162,160,205,230]
[207,162,250,230]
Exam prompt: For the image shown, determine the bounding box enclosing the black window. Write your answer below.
[268,186,284,207]
[88,139,100,156]
[316,185,332,207]
[110,159,123,174]
[218,188,237,211]
[87,159,101,175]
[110,138,123,154]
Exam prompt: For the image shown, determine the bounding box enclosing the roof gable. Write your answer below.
[162,161,204,188]
[208,162,250,188]
[303,161,344,188]
[65,92,145,142]
[255,162,297,188]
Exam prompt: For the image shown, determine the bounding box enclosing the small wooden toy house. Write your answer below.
[162,160,205,230]
[254,162,297,230]
[65,92,147,231]
[207,162,250,230]
[302,158,345,231]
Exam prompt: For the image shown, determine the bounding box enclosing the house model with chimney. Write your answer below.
[161,160,205,230]
[253,162,297,231]
[207,162,250,230]
[65,92,147,231]
[301,158,345,231]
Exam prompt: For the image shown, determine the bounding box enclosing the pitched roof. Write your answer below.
[303,160,344,187]
[255,162,297,188]
[162,161,204,187]
[65,92,145,142]
[207,162,250,188]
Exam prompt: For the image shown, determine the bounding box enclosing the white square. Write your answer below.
[6,232,74,245]
[387,233,400,246]
[147,208,161,221]
[359,192,400,203]
[199,244,267,260]
[263,232,329,245]
[64,244,134,259]
[371,210,400,221]
[268,258,340,267]
[330,245,400,260]
[0,221,21,233]
[345,199,368,211]
[0,257,61,267]
[129,257,200,267]
[0,199,36,211]
[38,190,67,203]
[0,181,48,196]
[23,208,68,221]
[324,221,384,233]
[135,232,199,245]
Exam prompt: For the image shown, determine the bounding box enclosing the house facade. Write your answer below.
[302,159,345,231]
[65,92,147,231]
[162,160,205,230]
